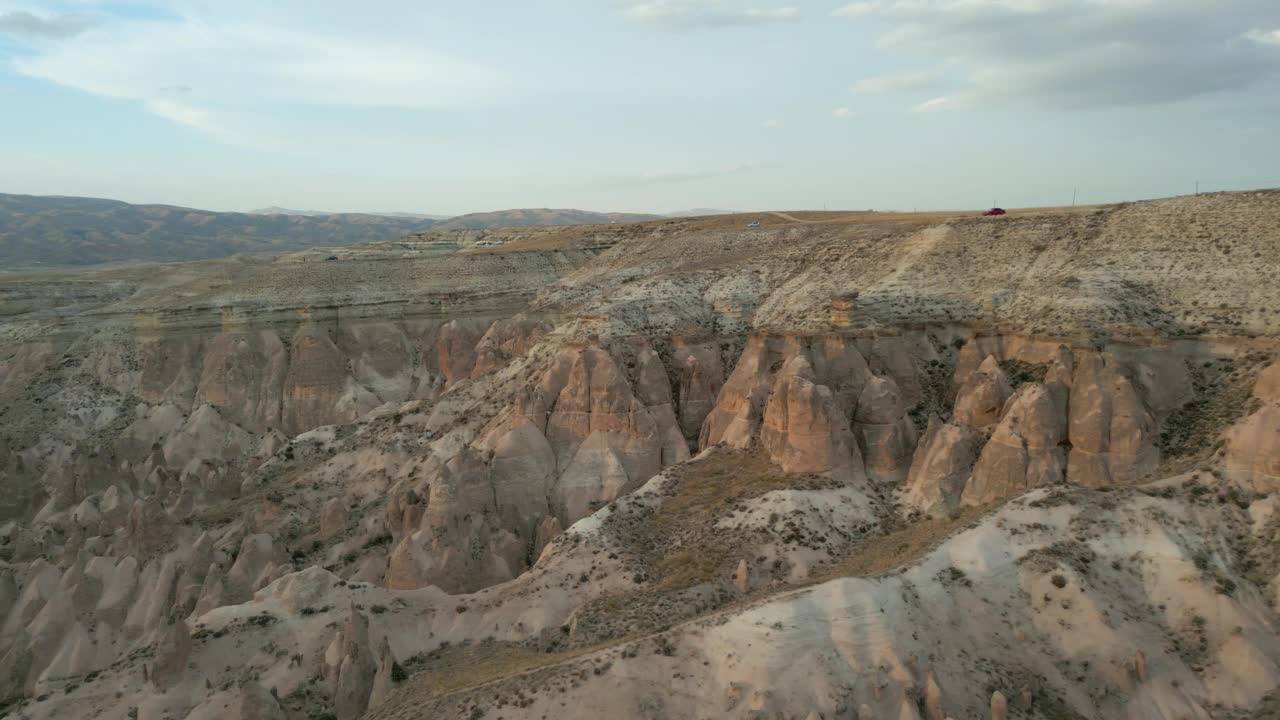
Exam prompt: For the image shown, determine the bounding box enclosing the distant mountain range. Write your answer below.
[250,207,450,221]
[253,206,728,222]
[0,194,666,268]
[432,208,659,230]
[662,208,735,217]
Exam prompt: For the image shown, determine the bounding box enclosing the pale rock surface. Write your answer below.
[437,319,485,386]
[760,355,865,480]
[700,336,774,448]
[6,192,1280,720]
[366,636,398,712]
[733,559,750,594]
[1067,352,1158,486]
[963,384,1067,506]
[238,683,288,720]
[149,616,191,690]
[136,336,203,409]
[901,416,984,516]
[1224,360,1280,492]
[953,355,1013,428]
[673,337,726,439]
[195,330,287,433]
[330,606,376,720]
[162,403,253,470]
[338,321,415,404]
[282,327,378,435]
[990,691,1007,720]
[853,375,919,484]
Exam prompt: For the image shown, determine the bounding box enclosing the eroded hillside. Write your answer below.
[1,191,1279,720]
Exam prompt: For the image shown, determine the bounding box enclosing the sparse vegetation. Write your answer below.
[999,359,1049,387]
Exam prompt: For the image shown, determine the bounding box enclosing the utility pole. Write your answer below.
[1195,180,1200,196]
[1072,188,1078,206]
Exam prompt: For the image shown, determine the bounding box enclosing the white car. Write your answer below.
[747,221,761,228]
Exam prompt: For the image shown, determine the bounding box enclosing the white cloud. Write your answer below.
[834,0,1280,109]
[852,69,940,94]
[831,3,876,18]
[623,1,800,30]
[914,96,953,112]
[11,13,510,144]
[0,10,93,39]
[1249,28,1280,47]
[832,107,858,118]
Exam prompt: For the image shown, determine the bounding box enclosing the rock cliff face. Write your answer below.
[1225,361,1280,492]
[3,191,1280,720]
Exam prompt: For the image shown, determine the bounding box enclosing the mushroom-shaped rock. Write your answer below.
[733,559,750,594]
[126,495,173,555]
[701,336,774,449]
[162,403,254,471]
[238,683,288,720]
[761,355,865,480]
[192,562,226,618]
[1067,352,1158,486]
[331,606,376,720]
[366,636,398,712]
[1257,361,1280,403]
[953,356,1013,428]
[1017,685,1033,710]
[476,411,557,540]
[902,416,984,516]
[991,691,1008,720]
[534,515,563,561]
[225,534,287,604]
[196,330,287,433]
[99,484,135,524]
[149,617,191,691]
[963,384,1067,506]
[1224,404,1280,492]
[674,339,726,440]
[319,497,346,540]
[924,671,946,720]
[854,376,919,484]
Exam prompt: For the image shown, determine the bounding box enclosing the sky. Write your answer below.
[1,0,1279,215]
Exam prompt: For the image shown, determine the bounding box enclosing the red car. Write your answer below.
[983,207,1007,216]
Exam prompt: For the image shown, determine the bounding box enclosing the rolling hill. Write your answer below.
[431,207,659,229]
[0,195,663,268]
[0,194,437,268]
